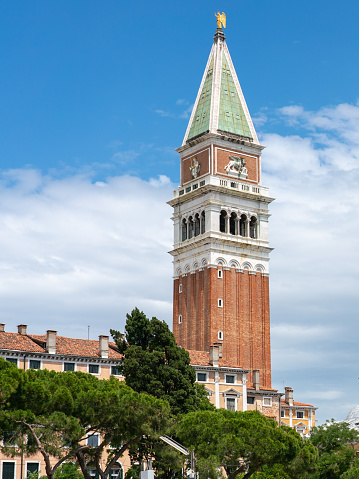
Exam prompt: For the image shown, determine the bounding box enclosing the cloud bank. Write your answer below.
[260,101,359,423]
[0,171,174,340]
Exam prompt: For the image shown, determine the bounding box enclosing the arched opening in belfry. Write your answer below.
[239,214,247,237]
[250,216,257,239]
[230,212,237,235]
[201,211,205,234]
[181,219,187,241]
[194,213,200,237]
[220,210,227,233]
[188,216,194,239]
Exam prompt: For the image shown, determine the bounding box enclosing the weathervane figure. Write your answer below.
[215,11,226,29]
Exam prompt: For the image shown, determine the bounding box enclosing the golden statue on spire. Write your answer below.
[215,11,226,29]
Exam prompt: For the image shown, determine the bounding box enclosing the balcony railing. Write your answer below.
[173,175,269,199]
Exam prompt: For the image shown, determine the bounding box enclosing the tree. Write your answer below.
[176,409,318,479]
[307,420,359,479]
[111,308,213,479]
[0,358,170,479]
[111,308,212,415]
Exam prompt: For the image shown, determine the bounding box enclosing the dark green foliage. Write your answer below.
[111,308,213,415]
[0,358,170,479]
[176,409,318,479]
[306,420,359,479]
[111,308,213,479]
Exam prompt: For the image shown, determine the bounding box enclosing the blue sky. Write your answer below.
[1,0,359,425]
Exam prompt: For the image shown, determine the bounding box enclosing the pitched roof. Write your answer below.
[247,386,279,393]
[0,331,121,359]
[183,29,258,145]
[0,332,43,353]
[187,349,242,368]
[281,399,314,408]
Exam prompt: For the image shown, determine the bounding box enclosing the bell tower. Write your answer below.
[168,21,274,388]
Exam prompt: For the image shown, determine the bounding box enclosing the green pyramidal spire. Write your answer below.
[183,29,258,145]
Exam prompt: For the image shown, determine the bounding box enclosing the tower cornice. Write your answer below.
[167,181,275,208]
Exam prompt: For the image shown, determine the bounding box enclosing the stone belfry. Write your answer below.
[168,16,274,389]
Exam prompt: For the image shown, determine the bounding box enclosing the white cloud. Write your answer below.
[0,170,174,339]
[261,102,359,423]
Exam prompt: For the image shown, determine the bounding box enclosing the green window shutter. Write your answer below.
[2,462,15,479]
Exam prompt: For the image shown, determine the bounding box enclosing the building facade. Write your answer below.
[0,324,128,479]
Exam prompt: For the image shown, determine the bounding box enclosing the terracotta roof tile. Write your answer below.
[247,386,279,392]
[0,331,121,359]
[30,335,122,359]
[281,399,314,407]
[0,332,43,352]
[187,349,242,368]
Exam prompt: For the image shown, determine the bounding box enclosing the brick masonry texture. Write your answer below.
[173,267,271,389]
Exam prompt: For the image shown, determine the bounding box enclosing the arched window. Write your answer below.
[109,463,123,479]
[188,216,194,239]
[201,211,205,234]
[250,216,257,239]
[181,219,187,241]
[230,212,237,235]
[194,213,200,237]
[220,210,227,233]
[239,214,247,237]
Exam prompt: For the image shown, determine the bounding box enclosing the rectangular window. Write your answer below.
[111,365,121,376]
[296,411,304,419]
[89,364,99,374]
[225,375,235,384]
[263,397,272,407]
[6,358,17,366]
[64,362,75,372]
[247,396,255,404]
[29,360,41,370]
[226,397,236,411]
[179,284,182,293]
[197,373,207,382]
[87,434,99,447]
[218,270,222,279]
[281,410,285,417]
[218,299,223,307]
[178,315,182,324]
[26,463,39,478]
[2,462,15,479]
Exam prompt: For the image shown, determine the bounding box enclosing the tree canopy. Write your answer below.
[176,409,318,479]
[0,358,170,479]
[305,420,359,479]
[111,308,212,415]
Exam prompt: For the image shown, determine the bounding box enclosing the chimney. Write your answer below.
[99,335,109,359]
[46,330,57,354]
[253,369,260,391]
[285,387,294,406]
[209,345,219,367]
[17,324,27,335]
[0,324,5,332]
[213,342,223,358]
